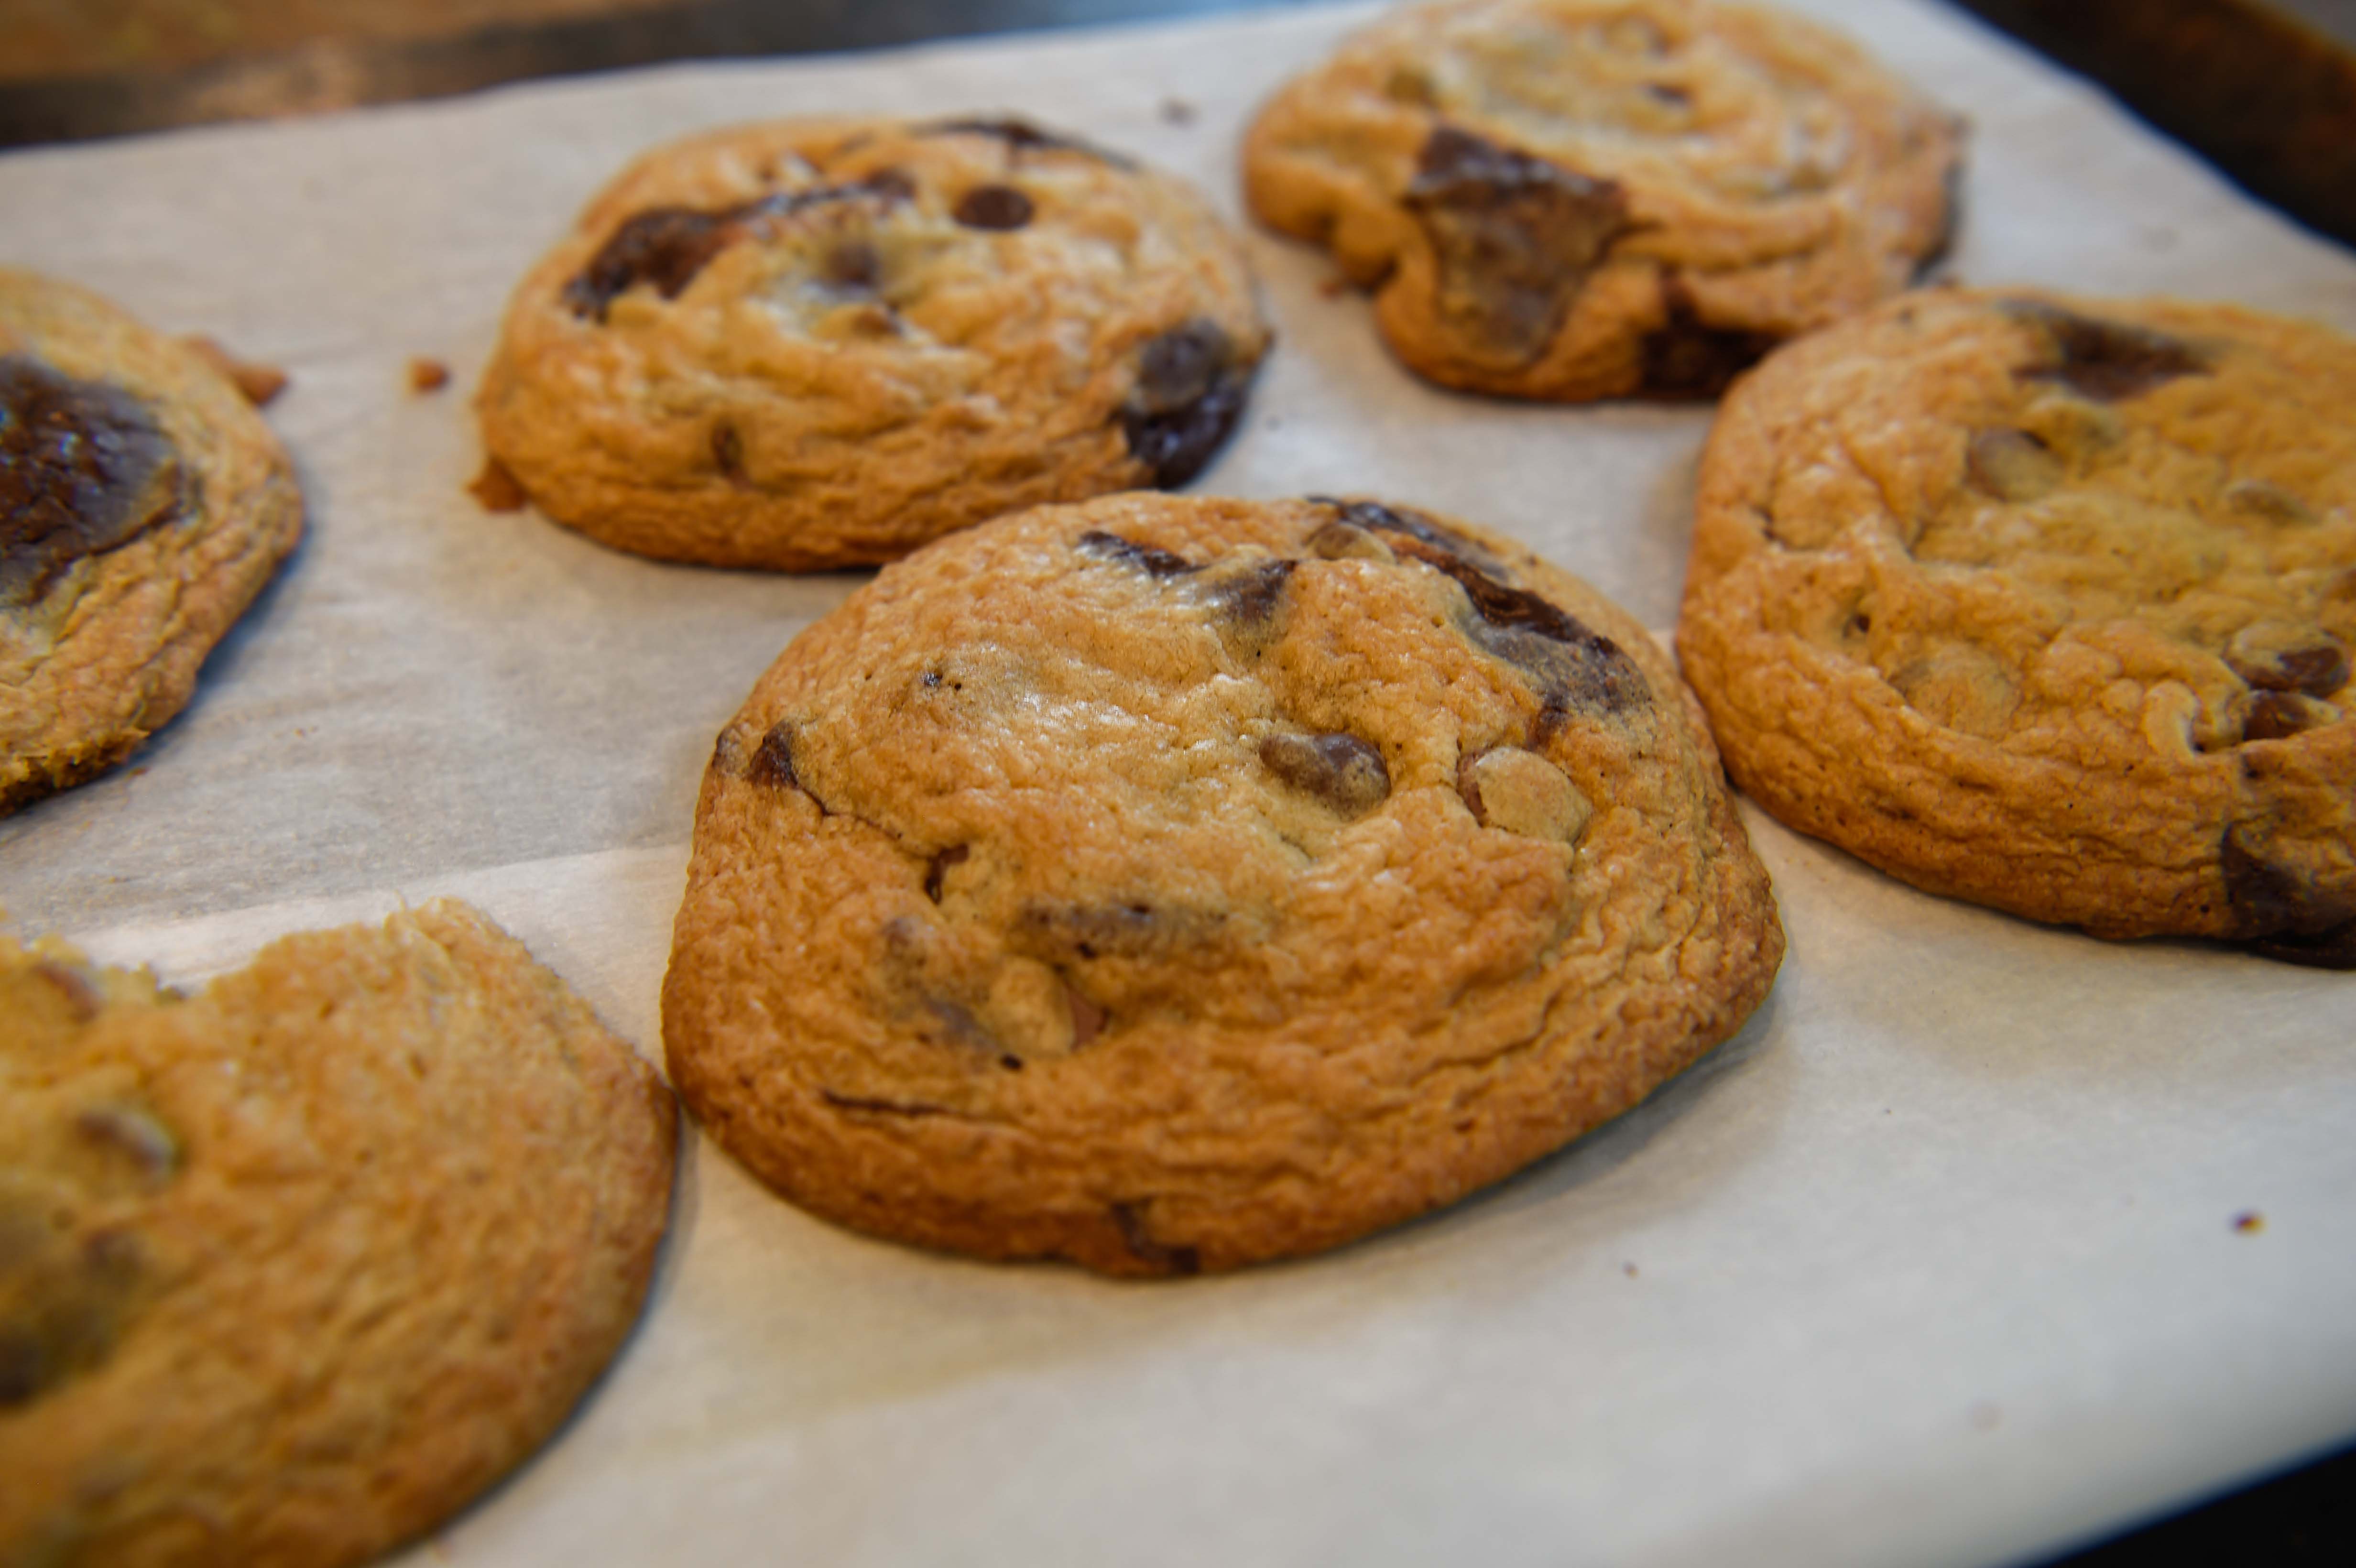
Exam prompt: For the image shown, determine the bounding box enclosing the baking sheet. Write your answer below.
[3,3,2353,1564]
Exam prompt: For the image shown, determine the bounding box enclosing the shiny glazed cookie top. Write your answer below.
[0,355,184,608]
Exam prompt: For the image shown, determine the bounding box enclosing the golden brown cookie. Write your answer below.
[664,493,1782,1275]
[479,117,1271,570]
[0,900,678,1566]
[1678,288,2356,965]
[2,269,304,815]
[1243,0,1960,399]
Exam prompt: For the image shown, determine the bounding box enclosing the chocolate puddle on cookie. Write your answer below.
[563,171,915,321]
[2003,299,2210,401]
[1119,320,1255,488]
[1,356,186,607]
[1403,126,1632,367]
[1310,497,1650,715]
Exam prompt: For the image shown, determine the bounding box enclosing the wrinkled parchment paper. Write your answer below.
[3,4,2353,1564]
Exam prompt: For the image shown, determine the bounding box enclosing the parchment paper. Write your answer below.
[3,5,2353,1565]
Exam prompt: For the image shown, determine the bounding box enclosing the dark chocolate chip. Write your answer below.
[953,184,1035,230]
[1,356,185,607]
[924,844,970,903]
[2243,692,2332,742]
[2220,827,2356,965]
[1260,732,1390,815]
[1209,558,1298,630]
[818,240,883,292]
[1372,522,1650,714]
[2005,299,2209,402]
[1078,529,1198,578]
[0,1329,43,1408]
[711,422,746,482]
[1402,125,1632,366]
[1119,320,1255,488]
[919,118,1136,168]
[1639,282,1778,398]
[563,172,915,321]
[820,1090,950,1118]
[1305,496,1505,574]
[2229,633,2349,697]
[1016,899,1176,962]
[1109,1200,1200,1275]
[747,721,801,790]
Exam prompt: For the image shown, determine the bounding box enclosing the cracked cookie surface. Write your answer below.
[479,117,1270,570]
[2,269,302,815]
[1678,289,2356,964]
[1242,0,1959,400]
[664,493,1781,1275]
[0,901,677,1567]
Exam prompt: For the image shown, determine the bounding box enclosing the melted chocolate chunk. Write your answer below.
[2221,828,2356,968]
[1110,1200,1201,1275]
[953,184,1035,230]
[710,422,747,482]
[820,1090,950,1118]
[563,172,915,321]
[1308,496,1503,573]
[1210,558,1298,629]
[1639,283,1778,398]
[2229,633,2349,697]
[0,1207,149,1408]
[924,843,970,902]
[1259,732,1390,816]
[919,118,1136,168]
[1402,126,1632,366]
[1078,529,1198,578]
[1308,499,1647,712]
[2243,691,2331,742]
[2005,300,2209,402]
[1393,535,1649,713]
[1014,899,1206,964]
[1119,320,1254,488]
[747,721,802,790]
[1,356,185,607]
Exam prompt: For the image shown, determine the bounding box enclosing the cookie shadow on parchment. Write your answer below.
[1737,802,2335,1089]
[1314,978,1794,1288]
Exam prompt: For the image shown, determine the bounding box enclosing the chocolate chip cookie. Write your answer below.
[0,900,677,1566]
[479,118,1271,570]
[664,493,1782,1275]
[1679,289,2356,965]
[2,269,303,815]
[1243,0,1961,399]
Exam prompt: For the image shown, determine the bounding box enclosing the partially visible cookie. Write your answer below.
[1243,0,1960,399]
[0,900,678,1566]
[664,493,1782,1275]
[2,269,303,815]
[479,117,1271,570]
[1678,288,2356,965]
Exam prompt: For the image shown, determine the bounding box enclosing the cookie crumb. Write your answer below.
[408,357,451,393]
[1319,274,1354,298]
[1160,98,1197,126]
[181,334,289,407]
[2233,1210,2265,1234]
[1622,1262,1638,1278]
[469,457,528,512]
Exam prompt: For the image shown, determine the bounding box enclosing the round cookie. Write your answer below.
[664,493,1783,1275]
[478,117,1271,570]
[1242,0,1960,400]
[2,269,303,815]
[0,900,678,1566]
[1678,288,2356,965]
